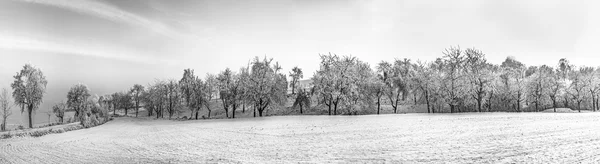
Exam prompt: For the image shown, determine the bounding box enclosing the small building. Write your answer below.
[288,79,313,94]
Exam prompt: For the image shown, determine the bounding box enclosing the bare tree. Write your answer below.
[289,66,303,94]
[1,88,13,131]
[130,84,145,117]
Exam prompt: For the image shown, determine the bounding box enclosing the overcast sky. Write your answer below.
[0,0,599,122]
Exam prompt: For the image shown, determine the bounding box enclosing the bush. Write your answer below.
[1,133,12,139]
[90,115,99,126]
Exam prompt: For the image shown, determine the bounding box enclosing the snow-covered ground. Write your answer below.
[1,112,600,163]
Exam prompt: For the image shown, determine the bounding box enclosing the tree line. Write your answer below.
[2,46,599,130]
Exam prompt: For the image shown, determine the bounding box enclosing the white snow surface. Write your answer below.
[1,112,600,163]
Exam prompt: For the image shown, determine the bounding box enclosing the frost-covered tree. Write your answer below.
[203,74,218,118]
[130,84,145,117]
[144,80,167,118]
[557,58,574,108]
[292,87,311,114]
[500,56,527,112]
[67,84,91,125]
[52,101,67,123]
[440,46,467,113]
[372,67,387,114]
[464,48,494,112]
[165,79,180,119]
[191,77,206,119]
[585,68,600,111]
[217,68,234,118]
[179,69,197,119]
[413,61,436,113]
[525,65,553,112]
[248,57,288,117]
[569,67,589,112]
[11,64,48,128]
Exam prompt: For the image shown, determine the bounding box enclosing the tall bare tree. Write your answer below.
[1,88,13,131]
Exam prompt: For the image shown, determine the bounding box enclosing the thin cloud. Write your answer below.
[0,33,167,65]
[17,0,182,38]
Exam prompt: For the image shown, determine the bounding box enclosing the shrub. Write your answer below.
[1,133,12,139]
[90,115,99,126]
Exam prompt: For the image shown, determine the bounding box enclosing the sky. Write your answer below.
[0,0,599,125]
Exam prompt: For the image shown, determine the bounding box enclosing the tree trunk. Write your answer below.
[242,102,245,113]
[28,106,33,128]
[195,107,200,120]
[594,95,600,111]
[327,98,332,115]
[333,102,338,115]
[517,93,522,112]
[591,94,595,112]
[377,96,381,115]
[148,106,153,117]
[232,104,236,119]
[135,102,139,117]
[477,98,482,113]
[253,104,256,117]
[413,92,418,105]
[208,109,212,119]
[578,101,581,112]
[258,108,263,117]
[425,90,430,113]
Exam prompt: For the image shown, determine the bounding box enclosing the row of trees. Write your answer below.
[3,47,599,130]
[307,47,599,114]
[94,56,288,120]
[69,47,600,122]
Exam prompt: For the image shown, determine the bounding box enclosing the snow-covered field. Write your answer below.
[1,112,600,163]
